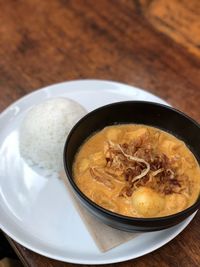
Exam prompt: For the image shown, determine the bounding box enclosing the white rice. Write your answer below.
[19,97,87,174]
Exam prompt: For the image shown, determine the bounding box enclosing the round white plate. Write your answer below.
[0,80,196,264]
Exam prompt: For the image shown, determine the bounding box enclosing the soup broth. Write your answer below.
[73,125,200,218]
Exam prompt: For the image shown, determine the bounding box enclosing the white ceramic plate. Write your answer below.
[0,80,196,264]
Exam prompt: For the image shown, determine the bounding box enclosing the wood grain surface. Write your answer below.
[0,0,200,266]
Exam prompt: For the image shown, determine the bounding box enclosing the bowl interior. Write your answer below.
[64,101,200,220]
[65,101,200,168]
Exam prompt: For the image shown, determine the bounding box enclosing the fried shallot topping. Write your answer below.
[89,135,188,197]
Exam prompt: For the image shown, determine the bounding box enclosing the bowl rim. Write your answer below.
[63,100,200,222]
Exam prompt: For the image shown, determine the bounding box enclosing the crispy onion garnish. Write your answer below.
[116,144,150,183]
[151,168,164,177]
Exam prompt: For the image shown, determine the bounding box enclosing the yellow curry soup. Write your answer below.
[73,125,200,218]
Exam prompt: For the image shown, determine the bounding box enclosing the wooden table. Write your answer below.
[1,0,200,266]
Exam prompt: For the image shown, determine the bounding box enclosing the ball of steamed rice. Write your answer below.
[19,98,87,173]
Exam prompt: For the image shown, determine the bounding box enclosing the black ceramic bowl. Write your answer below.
[63,101,200,232]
